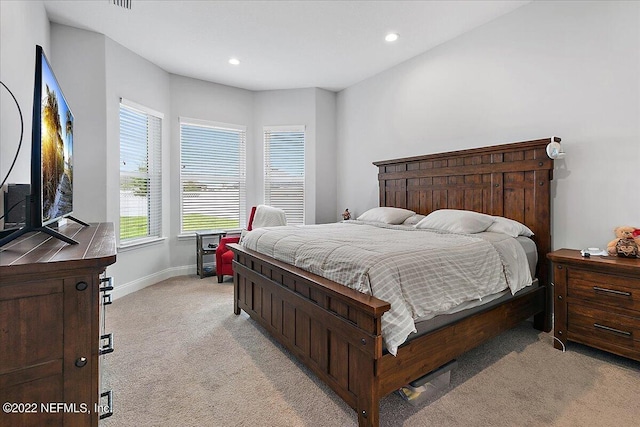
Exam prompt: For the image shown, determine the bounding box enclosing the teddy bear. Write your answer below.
[607,226,640,258]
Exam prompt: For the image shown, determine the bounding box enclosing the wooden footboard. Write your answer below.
[231,243,546,427]
[231,244,390,426]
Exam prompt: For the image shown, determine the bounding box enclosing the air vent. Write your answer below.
[111,0,132,9]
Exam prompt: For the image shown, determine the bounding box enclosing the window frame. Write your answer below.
[179,117,247,236]
[263,125,306,225]
[118,98,164,248]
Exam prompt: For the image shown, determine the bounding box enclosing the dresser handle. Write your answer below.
[593,323,632,337]
[99,333,114,355]
[100,277,114,292]
[99,390,113,419]
[593,286,631,297]
[102,292,112,306]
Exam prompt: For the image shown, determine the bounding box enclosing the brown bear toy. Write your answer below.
[607,226,640,258]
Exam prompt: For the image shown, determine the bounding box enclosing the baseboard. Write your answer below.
[111,265,195,300]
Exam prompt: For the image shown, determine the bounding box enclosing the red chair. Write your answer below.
[216,206,257,283]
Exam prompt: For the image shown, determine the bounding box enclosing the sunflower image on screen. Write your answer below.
[41,70,73,223]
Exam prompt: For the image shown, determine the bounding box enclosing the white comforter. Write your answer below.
[241,220,532,355]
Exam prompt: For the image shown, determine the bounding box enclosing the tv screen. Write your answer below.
[33,45,74,226]
[0,45,83,248]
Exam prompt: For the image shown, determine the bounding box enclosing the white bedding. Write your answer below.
[241,220,533,355]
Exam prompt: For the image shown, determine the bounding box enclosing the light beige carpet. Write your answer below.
[100,276,640,427]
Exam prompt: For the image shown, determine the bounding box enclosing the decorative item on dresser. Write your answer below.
[548,249,640,362]
[0,222,117,427]
[230,137,556,427]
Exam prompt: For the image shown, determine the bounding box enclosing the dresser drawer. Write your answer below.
[568,269,640,312]
[568,302,640,352]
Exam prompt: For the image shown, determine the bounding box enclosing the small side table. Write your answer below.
[196,230,226,279]
[548,248,640,361]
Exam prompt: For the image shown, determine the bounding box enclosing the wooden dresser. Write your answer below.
[548,248,640,361]
[0,222,116,427]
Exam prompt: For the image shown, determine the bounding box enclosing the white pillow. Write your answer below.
[487,216,534,237]
[415,209,495,234]
[402,214,426,226]
[252,204,287,228]
[357,207,415,225]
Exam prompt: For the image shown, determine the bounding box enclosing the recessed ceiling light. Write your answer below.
[385,33,399,42]
[229,58,240,65]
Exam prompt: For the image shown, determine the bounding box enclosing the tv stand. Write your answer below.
[0,191,91,247]
[0,216,90,247]
[0,227,18,239]
[67,215,90,227]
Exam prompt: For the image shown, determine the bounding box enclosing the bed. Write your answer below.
[229,137,556,426]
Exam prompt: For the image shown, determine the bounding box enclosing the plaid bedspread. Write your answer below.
[241,220,532,355]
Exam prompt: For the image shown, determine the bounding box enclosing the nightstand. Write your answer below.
[196,230,226,279]
[548,249,640,361]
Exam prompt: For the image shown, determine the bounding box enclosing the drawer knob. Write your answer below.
[76,281,88,291]
[558,330,563,335]
[558,295,563,300]
[75,357,87,368]
[557,265,563,270]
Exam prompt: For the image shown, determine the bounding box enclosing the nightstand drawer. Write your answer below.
[568,269,639,312]
[568,302,640,349]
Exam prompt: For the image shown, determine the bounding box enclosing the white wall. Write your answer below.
[50,24,107,224]
[169,74,254,269]
[315,88,338,223]
[103,36,173,294]
[253,88,338,225]
[253,89,316,224]
[0,1,49,224]
[1,6,338,294]
[337,0,640,250]
[8,0,635,292]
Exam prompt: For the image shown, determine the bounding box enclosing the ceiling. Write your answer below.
[43,0,530,92]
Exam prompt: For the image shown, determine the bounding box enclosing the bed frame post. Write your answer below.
[233,271,240,315]
[355,353,379,427]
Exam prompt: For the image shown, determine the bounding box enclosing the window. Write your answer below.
[119,99,163,245]
[180,118,247,233]
[264,126,305,225]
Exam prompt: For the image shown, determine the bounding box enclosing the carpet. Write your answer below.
[100,276,640,426]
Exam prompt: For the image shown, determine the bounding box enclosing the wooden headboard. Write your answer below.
[374,137,557,287]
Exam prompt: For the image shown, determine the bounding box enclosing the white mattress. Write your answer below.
[413,236,537,324]
[242,221,535,355]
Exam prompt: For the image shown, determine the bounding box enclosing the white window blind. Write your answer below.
[264,126,305,225]
[180,118,247,233]
[119,100,162,244]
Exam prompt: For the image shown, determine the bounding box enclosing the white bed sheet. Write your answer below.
[241,221,533,355]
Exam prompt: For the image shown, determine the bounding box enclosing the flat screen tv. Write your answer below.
[34,44,74,226]
[0,45,87,248]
